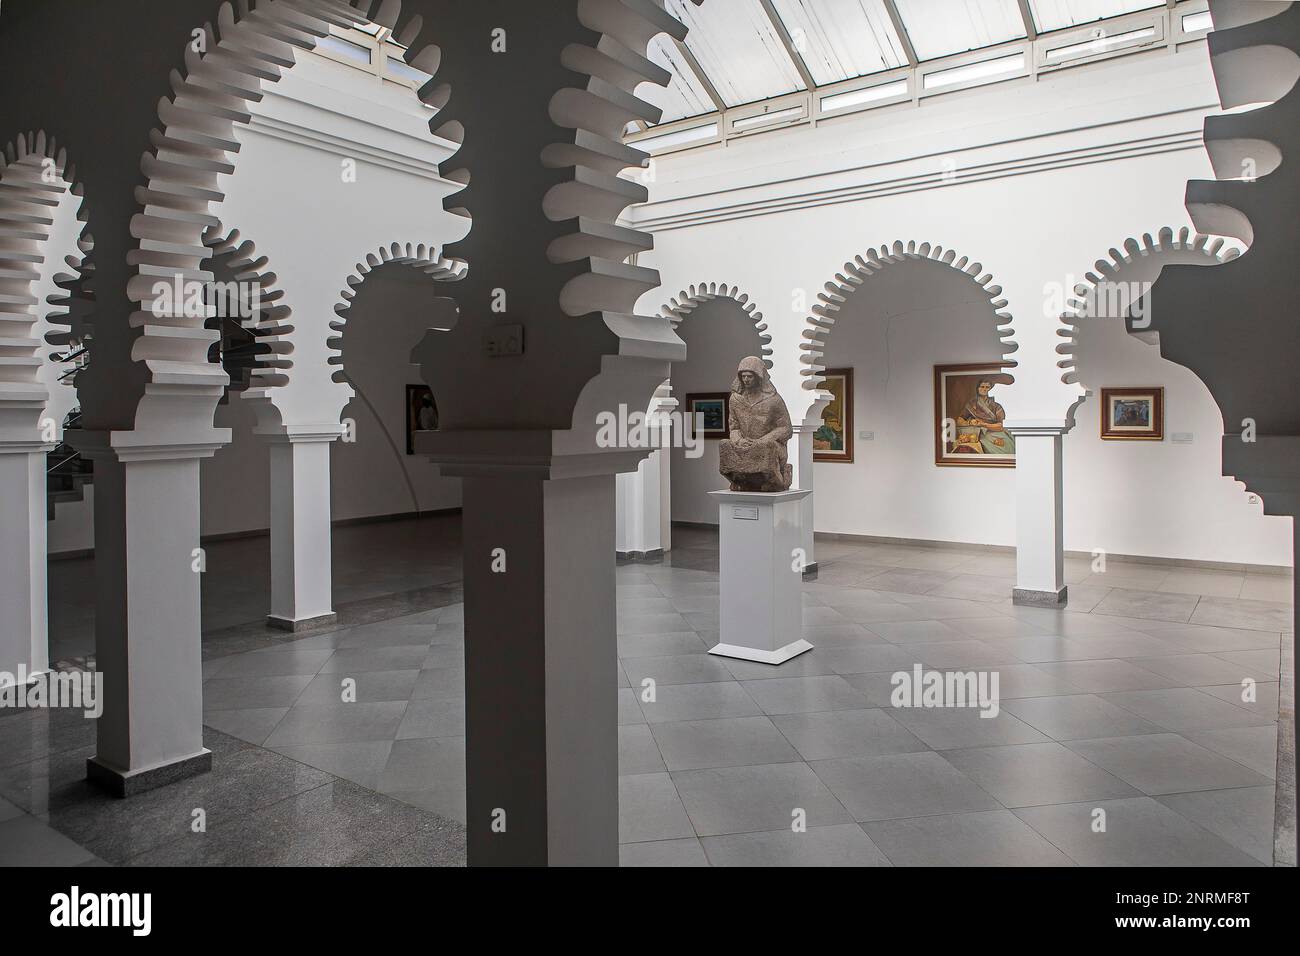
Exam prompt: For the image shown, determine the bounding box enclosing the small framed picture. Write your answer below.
[1100,387,1164,441]
[814,368,854,463]
[933,363,1016,467]
[406,384,439,454]
[684,392,730,439]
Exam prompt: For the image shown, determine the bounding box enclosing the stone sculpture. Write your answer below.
[718,356,793,492]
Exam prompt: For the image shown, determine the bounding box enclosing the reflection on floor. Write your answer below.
[5,518,1293,866]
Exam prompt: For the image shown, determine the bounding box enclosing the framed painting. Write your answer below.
[813,367,853,463]
[1100,387,1164,440]
[406,384,439,455]
[685,392,730,439]
[933,363,1016,468]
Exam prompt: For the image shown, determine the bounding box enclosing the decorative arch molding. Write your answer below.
[799,240,1017,408]
[659,281,774,367]
[1055,226,1240,392]
[201,226,294,392]
[327,240,466,391]
[123,0,450,434]
[0,129,92,436]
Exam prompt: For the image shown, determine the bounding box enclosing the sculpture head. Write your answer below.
[732,356,770,396]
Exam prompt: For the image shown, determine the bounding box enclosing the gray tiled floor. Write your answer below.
[14,519,1294,867]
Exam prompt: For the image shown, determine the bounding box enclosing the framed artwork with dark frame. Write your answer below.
[813,367,854,463]
[405,384,439,455]
[1100,387,1164,441]
[684,392,730,439]
[933,363,1016,468]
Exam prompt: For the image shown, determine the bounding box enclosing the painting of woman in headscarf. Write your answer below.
[813,368,853,463]
[934,364,1016,467]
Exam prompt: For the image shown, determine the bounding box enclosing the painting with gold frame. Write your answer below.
[1100,387,1164,441]
[933,363,1016,468]
[684,392,730,439]
[813,368,853,463]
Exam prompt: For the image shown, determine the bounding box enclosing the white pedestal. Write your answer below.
[1007,424,1069,607]
[707,488,813,664]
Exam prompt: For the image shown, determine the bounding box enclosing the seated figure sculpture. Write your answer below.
[718,356,794,492]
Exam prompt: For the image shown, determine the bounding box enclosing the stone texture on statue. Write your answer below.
[718,357,793,492]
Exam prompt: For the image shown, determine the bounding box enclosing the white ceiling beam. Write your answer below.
[881,0,920,66]
[756,0,818,91]
[672,36,728,114]
[1016,0,1039,39]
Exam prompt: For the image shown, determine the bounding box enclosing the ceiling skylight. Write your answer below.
[641,34,717,124]
[665,0,806,107]
[892,0,1028,61]
[1029,0,1165,33]
[769,0,909,85]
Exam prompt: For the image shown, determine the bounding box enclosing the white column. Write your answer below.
[790,401,828,578]
[1006,422,1068,607]
[263,427,341,630]
[0,442,52,683]
[615,390,676,560]
[78,431,226,796]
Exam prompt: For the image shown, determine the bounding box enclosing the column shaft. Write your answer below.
[0,448,50,681]
[461,471,618,866]
[267,438,336,630]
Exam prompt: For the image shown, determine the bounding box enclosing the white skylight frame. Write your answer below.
[767,0,911,86]
[313,22,432,92]
[892,0,1029,61]
[1034,6,1167,71]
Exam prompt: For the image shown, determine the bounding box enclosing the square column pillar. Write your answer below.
[261,427,342,631]
[790,420,819,577]
[1006,422,1068,607]
[458,464,620,866]
[0,442,53,683]
[616,448,664,559]
[77,429,228,796]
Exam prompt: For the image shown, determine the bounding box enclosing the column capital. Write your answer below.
[1004,419,1072,437]
[0,439,55,456]
[255,423,347,445]
[69,427,230,464]
[415,429,650,480]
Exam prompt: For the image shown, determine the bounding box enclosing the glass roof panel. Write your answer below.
[665,0,806,108]
[641,34,717,124]
[893,0,1028,61]
[769,0,909,86]
[1029,0,1164,33]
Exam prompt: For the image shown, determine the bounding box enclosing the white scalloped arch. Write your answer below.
[125,0,452,428]
[799,240,1017,410]
[327,240,466,391]
[0,130,93,429]
[1055,226,1241,387]
[659,281,774,367]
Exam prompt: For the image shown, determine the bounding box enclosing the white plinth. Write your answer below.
[707,489,813,665]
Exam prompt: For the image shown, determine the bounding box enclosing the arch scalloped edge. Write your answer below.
[202,225,295,389]
[1053,227,1241,385]
[126,0,450,414]
[327,240,467,385]
[797,240,1016,393]
[0,130,85,407]
[657,281,775,367]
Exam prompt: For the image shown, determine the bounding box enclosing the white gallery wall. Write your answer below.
[633,41,1293,569]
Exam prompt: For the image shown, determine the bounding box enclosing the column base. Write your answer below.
[86,749,212,798]
[709,638,814,666]
[267,612,338,633]
[802,562,819,580]
[616,548,664,564]
[1013,586,1068,608]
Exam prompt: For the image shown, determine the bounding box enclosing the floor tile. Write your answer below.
[1033,659,1182,694]
[621,654,736,687]
[619,837,709,867]
[671,762,851,836]
[740,676,869,715]
[619,724,667,775]
[1001,694,1163,741]
[264,701,409,747]
[1014,796,1262,866]
[1190,597,1293,632]
[1157,786,1276,864]
[619,772,694,843]
[638,681,760,724]
[1063,733,1273,795]
[810,752,1000,822]
[888,706,1049,750]
[1184,725,1278,779]
[0,815,96,866]
[942,741,1138,807]
[770,709,927,760]
[650,716,799,771]
[1098,687,1277,732]
[864,810,1073,866]
[701,824,892,867]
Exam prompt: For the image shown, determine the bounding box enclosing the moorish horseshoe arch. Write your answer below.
[799,239,1018,416]
[122,0,447,435]
[0,129,94,681]
[202,225,294,392]
[1055,226,1240,422]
